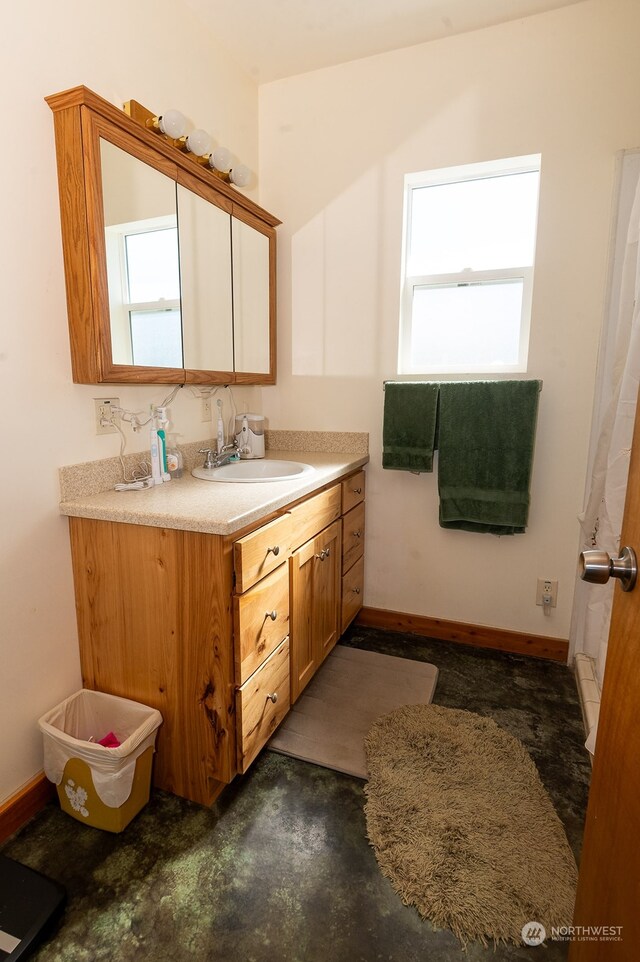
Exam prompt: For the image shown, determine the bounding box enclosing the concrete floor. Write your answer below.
[1,626,591,961]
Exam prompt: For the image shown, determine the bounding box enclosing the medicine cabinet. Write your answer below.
[46,86,279,385]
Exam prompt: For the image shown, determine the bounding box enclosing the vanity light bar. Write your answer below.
[123,98,251,188]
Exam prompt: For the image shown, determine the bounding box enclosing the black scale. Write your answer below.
[0,856,65,960]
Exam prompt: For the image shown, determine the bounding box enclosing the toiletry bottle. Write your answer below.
[216,399,225,454]
[166,435,183,479]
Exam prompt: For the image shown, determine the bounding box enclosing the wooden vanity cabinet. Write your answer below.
[67,466,366,807]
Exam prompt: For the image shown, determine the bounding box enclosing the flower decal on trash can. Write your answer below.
[64,778,89,818]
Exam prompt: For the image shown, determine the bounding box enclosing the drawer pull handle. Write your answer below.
[352,487,362,494]
[353,529,362,538]
[266,610,278,621]
[267,545,280,557]
[266,692,278,704]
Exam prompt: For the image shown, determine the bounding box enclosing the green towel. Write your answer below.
[437,380,541,535]
[383,381,439,472]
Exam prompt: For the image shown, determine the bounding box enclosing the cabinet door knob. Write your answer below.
[324,546,331,558]
[353,587,361,595]
[353,529,362,538]
[352,487,362,494]
[266,610,278,621]
[267,545,280,557]
[266,692,278,704]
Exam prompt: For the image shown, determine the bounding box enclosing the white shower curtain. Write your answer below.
[577,163,640,696]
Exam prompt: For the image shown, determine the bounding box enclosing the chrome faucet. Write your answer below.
[198,442,240,469]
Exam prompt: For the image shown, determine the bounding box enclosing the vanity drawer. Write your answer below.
[236,637,290,773]
[342,556,364,633]
[342,471,365,514]
[342,502,365,573]
[234,514,293,593]
[234,563,289,685]
[288,485,341,550]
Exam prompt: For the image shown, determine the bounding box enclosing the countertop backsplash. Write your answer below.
[59,431,369,501]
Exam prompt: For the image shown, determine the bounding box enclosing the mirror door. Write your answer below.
[177,174,234,381]
[101,139,182,369]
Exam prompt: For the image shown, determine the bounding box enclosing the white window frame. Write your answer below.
[398,154,541,375]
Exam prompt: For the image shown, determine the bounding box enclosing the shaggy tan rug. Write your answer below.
[364,704,578,947]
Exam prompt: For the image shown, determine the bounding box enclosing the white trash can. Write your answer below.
[38,689,162,832]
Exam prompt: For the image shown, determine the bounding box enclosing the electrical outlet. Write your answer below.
[536,578,558,607]
[94,397,120,435]
[201,398,212,422]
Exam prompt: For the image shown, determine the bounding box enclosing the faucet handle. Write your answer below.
[198,448,216,469]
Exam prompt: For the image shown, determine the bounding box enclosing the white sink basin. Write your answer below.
[192,459,315,483]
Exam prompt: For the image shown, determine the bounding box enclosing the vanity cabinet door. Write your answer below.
[290,520,342,703]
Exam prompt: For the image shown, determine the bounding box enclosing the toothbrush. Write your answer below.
[156,406,170,481]
[217,399,225,454]
[150,410,163,485]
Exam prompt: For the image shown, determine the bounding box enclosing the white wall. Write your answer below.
[0,0,260,804]
[258,0,640,642]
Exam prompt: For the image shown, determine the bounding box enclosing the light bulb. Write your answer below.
[186,129,212,156]
[158,109,187,139]
[229,164,251,188]
[210,146,231,172]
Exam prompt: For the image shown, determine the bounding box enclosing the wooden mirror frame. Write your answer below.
[46,86,279,385]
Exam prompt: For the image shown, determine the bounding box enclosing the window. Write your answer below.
[105,216,183,368]
[398,155,541,375]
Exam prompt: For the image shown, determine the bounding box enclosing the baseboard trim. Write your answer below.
[355,607,569,663]
[0,773,55,844]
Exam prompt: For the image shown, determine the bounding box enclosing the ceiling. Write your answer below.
[181,0,586,84]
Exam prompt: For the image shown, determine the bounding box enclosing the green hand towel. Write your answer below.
[437,380,541,534]
[383,381,439,472]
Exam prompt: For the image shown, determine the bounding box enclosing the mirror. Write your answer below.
[232,216,271,374]
[101,140,182,368]
[46,85,279,385]
[100,141,271,376]
[177,184,233,372]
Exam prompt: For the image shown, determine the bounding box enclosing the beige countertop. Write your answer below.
[59,450,368,536]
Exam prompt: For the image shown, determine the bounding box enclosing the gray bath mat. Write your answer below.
[268,645,438,778]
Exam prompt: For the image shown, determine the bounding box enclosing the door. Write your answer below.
[570,395,640,959]
[290,521,342,703]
